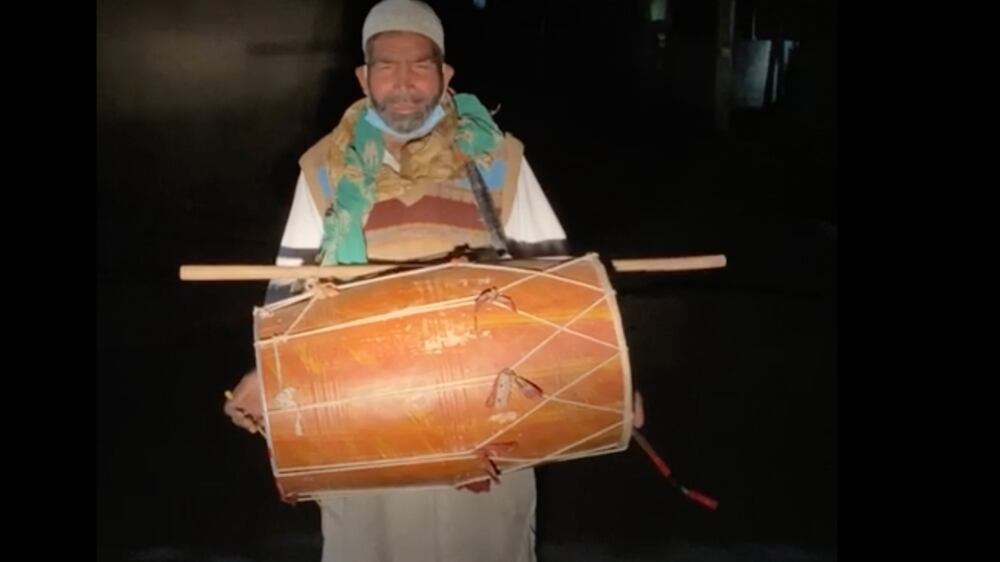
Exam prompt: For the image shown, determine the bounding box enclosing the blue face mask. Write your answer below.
[364,103,446,141]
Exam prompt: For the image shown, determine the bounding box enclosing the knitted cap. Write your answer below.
[362,0,445,55]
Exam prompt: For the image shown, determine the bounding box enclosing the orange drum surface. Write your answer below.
[253,254,634,501]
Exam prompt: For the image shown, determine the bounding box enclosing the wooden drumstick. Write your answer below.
[179,255,727,281]
[611,255,727,272]
[182,264,405,281]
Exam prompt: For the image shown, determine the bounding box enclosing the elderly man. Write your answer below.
[224,1,641,560]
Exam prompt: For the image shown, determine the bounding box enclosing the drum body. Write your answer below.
[253,253,633,501]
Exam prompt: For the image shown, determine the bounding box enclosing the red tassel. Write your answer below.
[632,431,672,479]
[632,430,718,511]
[682,488,720,511]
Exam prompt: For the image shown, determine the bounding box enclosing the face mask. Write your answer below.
[364,102,446,141]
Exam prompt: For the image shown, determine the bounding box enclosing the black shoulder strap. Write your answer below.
[465,161,511,259]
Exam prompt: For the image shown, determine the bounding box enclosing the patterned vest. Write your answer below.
[298,134,524,262]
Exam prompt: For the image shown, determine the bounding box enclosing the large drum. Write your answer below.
[252,253,634,501]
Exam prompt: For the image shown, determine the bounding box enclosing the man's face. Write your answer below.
[356,31,454,134]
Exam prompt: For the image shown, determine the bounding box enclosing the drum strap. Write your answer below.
[465,161,511,259]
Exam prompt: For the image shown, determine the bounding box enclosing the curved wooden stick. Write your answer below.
[178,255,726,281]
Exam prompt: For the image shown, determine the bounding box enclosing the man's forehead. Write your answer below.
[368,31,437,59]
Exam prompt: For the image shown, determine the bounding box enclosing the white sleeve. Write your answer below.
[264,172,324,304]
[503,157,567,243]
[275,172,325,266]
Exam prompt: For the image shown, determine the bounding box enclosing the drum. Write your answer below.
[252,253,634,501]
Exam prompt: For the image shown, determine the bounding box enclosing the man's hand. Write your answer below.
[224,370,265,433]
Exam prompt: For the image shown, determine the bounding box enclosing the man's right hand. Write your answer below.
[224,370,265,433]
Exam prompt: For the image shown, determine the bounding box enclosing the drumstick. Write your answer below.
[179,255,726,281]
[611,255,726,272]
[182,264,407,281]
[224,390,267,439]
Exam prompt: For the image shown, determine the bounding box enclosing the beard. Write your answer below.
[370,87,443,134]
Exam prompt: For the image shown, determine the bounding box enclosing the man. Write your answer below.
[224,1,640,560]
